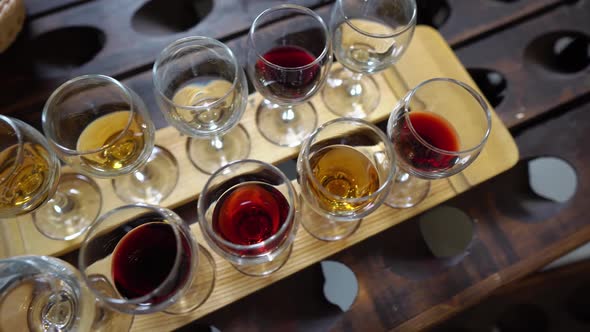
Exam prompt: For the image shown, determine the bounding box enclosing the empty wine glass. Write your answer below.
[247,4,332,147]
[198,159,298,276]
[0,115,101,240]
[42,75,178,205]
[153,36,249,174]
[297,118,396,241]
[322,0,416,118]
[0,255,133,331]
[79,203,215,315]
[385,77,492,208]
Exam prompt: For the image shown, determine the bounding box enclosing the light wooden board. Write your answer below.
[1,26,518,330]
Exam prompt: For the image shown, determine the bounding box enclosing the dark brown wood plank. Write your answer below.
[456,0,590,129]
[174,101,590,331]
[24,0,91,18]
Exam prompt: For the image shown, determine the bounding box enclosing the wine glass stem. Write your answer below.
[50,191,75,216]
[348,72,364,97]
[395,170,412,184]
[280,105,297,124]
[210,135,225,151]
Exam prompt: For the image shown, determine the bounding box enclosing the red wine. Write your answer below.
[112,222,191,303]
[255,45,320,100]
[395,111,460,172]
[212,182,290,255]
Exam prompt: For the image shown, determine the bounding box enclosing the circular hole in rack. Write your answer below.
[416,0,450,28]
[132,0,213,35]
[468,68,508,108]
[494,303,550,332]
[566,283,590,323]
[31,26,105,68]
[525,31,590,74]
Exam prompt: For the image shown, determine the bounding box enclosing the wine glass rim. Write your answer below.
[78,203,192,307]
[401,77,492,155]
[301,117,396,205]
[198,159,297,252]
[152,36,240,112]
[338,0,417,39]
[249,4,331,71]
[0,114,24,185]
[42,74,139,157]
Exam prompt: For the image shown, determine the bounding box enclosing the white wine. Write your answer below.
[0,142,51,212]
[77,111,145,173]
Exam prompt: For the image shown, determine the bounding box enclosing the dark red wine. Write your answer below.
[112,222,191,303]
[255,45,320,100]
[395,111,460,172]
[212,182,290,255]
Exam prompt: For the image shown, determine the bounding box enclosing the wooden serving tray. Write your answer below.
[0,26,518,330]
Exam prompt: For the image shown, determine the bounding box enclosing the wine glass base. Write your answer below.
[33,173,102,241]
[256,99,318,147]
[322,67,380,119]
[113,146,179,204]
[384,175,431,209]
[299,197,361,241]
[187,124,251,174]
[164,244,216,315]
[232,243,294,277]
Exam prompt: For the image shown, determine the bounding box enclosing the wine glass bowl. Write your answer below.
[385,77,492,208]
[247,4,332,147]
[153,36,250,174]
[78,203,214,315]
[198,159,298,277]
[0,115,60,218]
[322,0,417,118]
[297,118,396,241]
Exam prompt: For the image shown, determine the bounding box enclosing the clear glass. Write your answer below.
[198,159,299,277]
[385,77,492,208]
[78,203,215,315]
[322,0,417,118]
[42,75,179,205]
[247,4,332,147]
[153,36,250,174]
[0,115,100,241]
[297,118,396,241]
[0,255,133,331]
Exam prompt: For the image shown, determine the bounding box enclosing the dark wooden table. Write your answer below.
[2,0,589,331]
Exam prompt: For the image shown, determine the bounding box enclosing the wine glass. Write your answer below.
[0,255,133,331]
[322,0,417,118]
[247,4,332,147]
[78,203,215,315]
[0,115,101,240]
[297,118,396,241]
[153,36,250,175]
[42,74,179,205]
[385,77,492,208]
[198,159,298,277]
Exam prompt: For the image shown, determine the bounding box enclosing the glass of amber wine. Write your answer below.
[0,115,101,240]
[153,36,250,174]
[297,118,396,241]
[42,75,179,204]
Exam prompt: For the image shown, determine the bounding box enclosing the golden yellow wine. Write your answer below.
[76,111,145,172]
[308,144,380,213]
[0,143,51,212]
[171,79,234,130]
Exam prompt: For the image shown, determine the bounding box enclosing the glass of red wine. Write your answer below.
[385,77,492,208]
[322,0,416,119]
[78,203,215,315]
[198,159,298,277]
[297,118,396,241]
[247,4,332,147]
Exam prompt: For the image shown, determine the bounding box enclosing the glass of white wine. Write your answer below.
[322,0,416,118]
[0,255,133,331]
[42,75,179,205]
[153,36,250,174]
[297,118,396,241]
[0,115,101,241]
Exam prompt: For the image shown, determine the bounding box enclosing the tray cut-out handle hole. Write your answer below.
[32,26,105,68]
[525,31,590,74]
[416,0,450,28]
[132,0,213,35]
